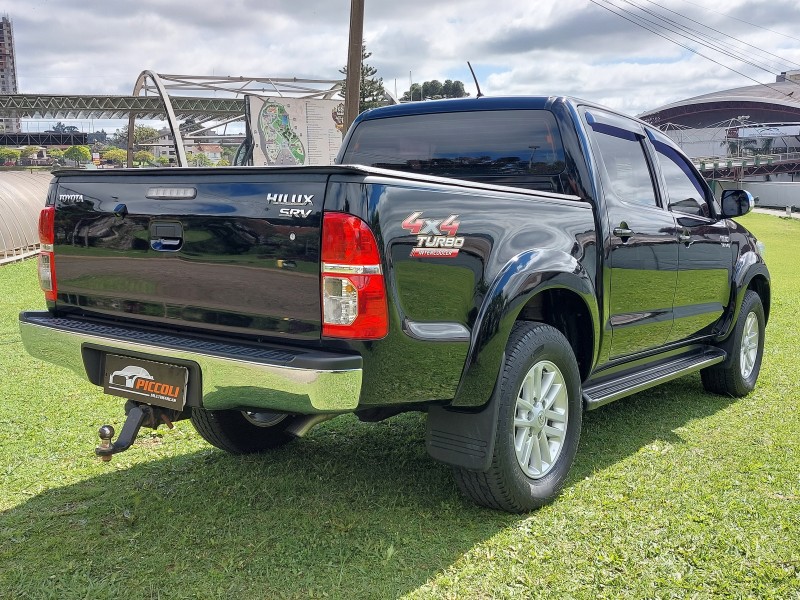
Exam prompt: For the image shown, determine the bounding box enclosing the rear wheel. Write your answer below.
[190,408,297,454]
[701,290,765,397]
[453,322,582,512]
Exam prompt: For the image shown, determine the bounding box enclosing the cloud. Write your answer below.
[6,0,800,121]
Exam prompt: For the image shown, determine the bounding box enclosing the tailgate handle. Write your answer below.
[150,221,184,251]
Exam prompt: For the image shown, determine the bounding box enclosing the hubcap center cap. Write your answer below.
[530,408,546,433]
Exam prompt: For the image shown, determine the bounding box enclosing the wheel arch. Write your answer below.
[451,249,599,408]
[717,258,770,342]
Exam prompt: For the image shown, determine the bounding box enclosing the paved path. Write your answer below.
[753,207,799,219]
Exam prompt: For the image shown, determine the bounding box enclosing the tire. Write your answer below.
[701,290,765,397]
[453,322,583,513]
[190,408,297,454]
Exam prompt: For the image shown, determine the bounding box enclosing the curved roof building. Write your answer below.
[639,72,800,128]
[0,171,52,264]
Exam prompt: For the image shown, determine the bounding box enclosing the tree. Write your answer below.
[402,79,469,101]
[48,148,65,165]
[20,145,40,159]
[134,150,155,165]
[187,152,212,167]
[45,122,79,133]
[157,156,171,166]
[88,130,108,144]
[216,158,231,167]
[102,148,128,166]
[0,147,21,164]
[64,145,91,165]
[339,44,386,113]
[221,146,236,163]
[110,125,160,151]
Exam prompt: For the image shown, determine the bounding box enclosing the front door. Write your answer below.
[650,135,732,341]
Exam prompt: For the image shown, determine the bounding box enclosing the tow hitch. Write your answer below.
[95,401,184,461]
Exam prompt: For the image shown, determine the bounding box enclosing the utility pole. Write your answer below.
[344,0,365,132]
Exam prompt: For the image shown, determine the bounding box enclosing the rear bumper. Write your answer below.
[19,311,362,413]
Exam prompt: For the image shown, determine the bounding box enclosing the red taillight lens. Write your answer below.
[38,206,55,246]
[37,207,57,301]
[321,213,388,340]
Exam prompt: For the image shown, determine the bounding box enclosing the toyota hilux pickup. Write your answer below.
[19,96,770,512]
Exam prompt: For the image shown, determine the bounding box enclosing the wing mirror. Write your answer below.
[720,189,755,218]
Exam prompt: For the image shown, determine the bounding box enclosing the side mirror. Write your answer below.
[720,189,755,218]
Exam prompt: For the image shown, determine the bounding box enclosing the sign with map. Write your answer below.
[247,96,345,167]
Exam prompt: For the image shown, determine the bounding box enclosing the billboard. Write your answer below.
[247,96,345,166]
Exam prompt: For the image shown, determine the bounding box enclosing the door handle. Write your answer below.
[149,221,184,251]
[613,227,634,238]
[678,232,692,244]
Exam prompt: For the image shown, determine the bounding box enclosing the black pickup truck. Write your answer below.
[20,96,770,512]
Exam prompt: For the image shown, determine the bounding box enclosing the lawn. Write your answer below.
[1,212,798,599]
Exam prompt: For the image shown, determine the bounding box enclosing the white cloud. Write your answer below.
[6,0,800,125]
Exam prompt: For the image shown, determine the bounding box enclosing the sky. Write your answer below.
[4,0,800,132]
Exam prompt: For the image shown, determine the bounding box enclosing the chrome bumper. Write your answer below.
[19,311,362,413]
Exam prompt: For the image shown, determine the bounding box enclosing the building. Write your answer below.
[640,72,800,205]
[0,15,20,134]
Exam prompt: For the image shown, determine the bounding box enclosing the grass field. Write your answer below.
[1,212,798,599]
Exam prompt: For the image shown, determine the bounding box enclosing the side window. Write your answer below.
[654,143,711,218]
[591,129,659,208]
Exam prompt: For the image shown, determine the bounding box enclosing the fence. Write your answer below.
[0,171,52,264]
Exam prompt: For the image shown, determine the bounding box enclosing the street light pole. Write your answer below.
[344,0,365,133]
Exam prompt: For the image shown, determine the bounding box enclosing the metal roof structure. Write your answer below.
[0,94,245,121]
[0,171,51,264]
[0,71,345,167]
[639,79,800,128]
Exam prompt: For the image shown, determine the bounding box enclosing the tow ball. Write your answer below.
[95,401,178,461]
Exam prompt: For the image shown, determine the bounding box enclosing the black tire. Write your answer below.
[453,322,583,513]
[190,408,296,454]
[701,290,765,397]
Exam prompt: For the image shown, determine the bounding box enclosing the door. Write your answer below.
[650,134,732,341]
[585,110,679,359]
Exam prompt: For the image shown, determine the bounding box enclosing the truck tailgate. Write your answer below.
[51,169,328,341]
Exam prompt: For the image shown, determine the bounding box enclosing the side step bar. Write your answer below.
[582,348,727,410]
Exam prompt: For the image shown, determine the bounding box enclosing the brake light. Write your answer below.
[321,212,388,339]
[37,207,57,302]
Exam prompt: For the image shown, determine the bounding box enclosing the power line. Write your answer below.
[637,0,800,71]
[673,0,800,45]
[587,0,795,98]
[610,0,800,87]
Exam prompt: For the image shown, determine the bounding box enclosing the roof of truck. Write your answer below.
[355,96,565,122]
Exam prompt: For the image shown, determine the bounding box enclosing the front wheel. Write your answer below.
[701,290,765,397]
[190,408,297,454]
[453,322,583,512]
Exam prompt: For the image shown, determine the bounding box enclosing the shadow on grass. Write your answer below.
[0,374,736,599]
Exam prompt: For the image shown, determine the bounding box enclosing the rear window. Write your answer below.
[341,110,566,178]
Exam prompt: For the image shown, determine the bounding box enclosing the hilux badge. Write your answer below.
[267,193,314,218]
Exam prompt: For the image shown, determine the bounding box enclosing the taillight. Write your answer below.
[321,212,388,339]
[37,207,57,302]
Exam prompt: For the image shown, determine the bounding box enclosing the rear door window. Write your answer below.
[341,110,566,178]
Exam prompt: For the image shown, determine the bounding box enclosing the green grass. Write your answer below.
[1,213,799,599]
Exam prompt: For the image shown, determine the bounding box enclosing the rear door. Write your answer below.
[584,109,679,359]
[53,170,327,341]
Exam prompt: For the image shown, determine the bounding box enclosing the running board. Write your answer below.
[582,348,727,410]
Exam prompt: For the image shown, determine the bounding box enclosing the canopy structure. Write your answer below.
[0,171,51,264]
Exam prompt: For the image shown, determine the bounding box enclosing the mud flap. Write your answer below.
[425,381,501,473]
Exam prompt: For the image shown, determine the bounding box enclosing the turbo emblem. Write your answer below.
[402,211,465,258]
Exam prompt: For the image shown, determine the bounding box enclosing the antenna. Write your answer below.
[467,61,484,98]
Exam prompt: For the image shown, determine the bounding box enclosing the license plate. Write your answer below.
[103,354,188,410]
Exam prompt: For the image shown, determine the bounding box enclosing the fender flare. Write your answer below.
[450,248,599,408]
[717,254,770,343]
